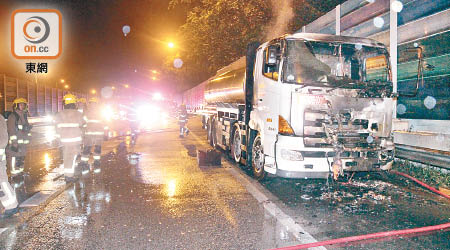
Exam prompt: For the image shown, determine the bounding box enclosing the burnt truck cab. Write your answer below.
[251,33,395,179]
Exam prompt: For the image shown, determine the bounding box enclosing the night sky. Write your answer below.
[0,0,186,93]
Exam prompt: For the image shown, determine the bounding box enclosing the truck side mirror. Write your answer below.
[266,47,278,66]
[398,46,424,97]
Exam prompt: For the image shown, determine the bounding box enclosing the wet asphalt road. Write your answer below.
[1,117,449,249]
[10,124,63,204]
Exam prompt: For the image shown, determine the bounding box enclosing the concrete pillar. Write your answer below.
[390,0,398,118]
[336,5,341,35]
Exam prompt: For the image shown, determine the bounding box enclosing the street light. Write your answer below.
[151,70,159,74]
[168,42,175,48]
[124,84,129,88]
[60,79,65,83]
[112,86,116,90]
[152,76,157,81]
[91,89,97,94]
[64,84,69,89]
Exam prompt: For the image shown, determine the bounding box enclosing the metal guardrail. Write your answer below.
[396,145,450,170]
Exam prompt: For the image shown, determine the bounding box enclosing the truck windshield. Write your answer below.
[282,40,390,89]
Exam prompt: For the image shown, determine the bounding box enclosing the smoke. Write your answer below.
[265,0,294,40]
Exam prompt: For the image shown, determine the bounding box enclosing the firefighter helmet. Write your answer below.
[13,97,28,110]
[78,97,87,103]
[63,94,77,104]
[89,97,99,103]
[13,98,28,104]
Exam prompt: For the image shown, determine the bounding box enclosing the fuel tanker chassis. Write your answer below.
[198,33,398,180]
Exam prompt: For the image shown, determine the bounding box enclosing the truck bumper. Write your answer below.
[269,135,394,179]
[271,135,332,179]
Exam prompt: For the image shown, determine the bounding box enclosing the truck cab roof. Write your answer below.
[282,33,386,48]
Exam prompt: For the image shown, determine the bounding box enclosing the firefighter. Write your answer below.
[77,97,87,113]
[81,97,104,174]
[54,94,85,182]
[7,98,32,176]
[178,104,189,137]
[0,99,18,217]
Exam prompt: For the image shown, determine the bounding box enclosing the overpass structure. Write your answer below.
[298,0,449,168]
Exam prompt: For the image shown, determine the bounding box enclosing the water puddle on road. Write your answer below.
[13,147,63,204]
[182,144,197,157]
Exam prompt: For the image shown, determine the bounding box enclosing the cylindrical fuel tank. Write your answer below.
[204,58,246,104]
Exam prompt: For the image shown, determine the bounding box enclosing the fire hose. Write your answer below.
[390,170,450,200]
[269,222,450,250]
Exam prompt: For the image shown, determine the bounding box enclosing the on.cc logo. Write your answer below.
[23,16,50,44]
[12,9,62,59]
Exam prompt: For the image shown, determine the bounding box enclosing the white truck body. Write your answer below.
[202,33,396,179]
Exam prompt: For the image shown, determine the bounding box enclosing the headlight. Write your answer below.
[102,106,114,120]
[280,149,304,161]
[45,115,53,123]
[137,105,159,122]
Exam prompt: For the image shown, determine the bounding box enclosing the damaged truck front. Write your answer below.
[204,33,398,180]
[277,34,395,179]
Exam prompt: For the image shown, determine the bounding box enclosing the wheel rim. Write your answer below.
[232,129,241,162]
[252,137,264,173]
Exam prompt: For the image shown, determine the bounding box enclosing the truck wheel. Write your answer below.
[251,134,266,180]
[231,125,241,163]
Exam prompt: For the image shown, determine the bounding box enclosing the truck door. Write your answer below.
[254,41,281,157]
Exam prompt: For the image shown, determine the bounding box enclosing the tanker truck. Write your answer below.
[195,33,401,180]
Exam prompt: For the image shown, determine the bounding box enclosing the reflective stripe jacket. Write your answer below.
[179,109,188,124]
[84,104,105,145]
[54,109,85,145]
[0,116,8,158]
[7,110,31,146]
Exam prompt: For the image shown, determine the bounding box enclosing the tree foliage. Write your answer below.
[166,0,344,91]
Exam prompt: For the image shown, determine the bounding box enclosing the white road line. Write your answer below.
[19,190,57,208]
[190,126,325,249]
[227,167,326,250]
[0,228,7,235]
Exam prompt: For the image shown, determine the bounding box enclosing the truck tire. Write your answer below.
[251,133,266,180]
[231,125,242,163]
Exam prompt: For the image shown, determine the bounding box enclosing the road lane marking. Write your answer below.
[0,228,7,235]
[19,190,57,208]
[227,166,326,250]
[189,125,325,249]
